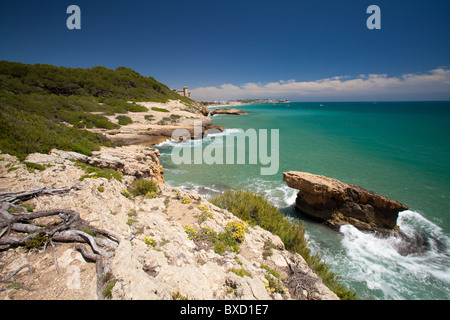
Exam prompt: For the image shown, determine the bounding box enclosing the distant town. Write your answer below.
[202,99,291,105]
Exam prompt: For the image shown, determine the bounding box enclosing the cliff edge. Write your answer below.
[0,147,338,300]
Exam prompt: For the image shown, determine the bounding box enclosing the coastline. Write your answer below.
[87,100,223,146]
[0,99,340,300]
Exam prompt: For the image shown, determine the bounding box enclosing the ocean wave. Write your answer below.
[338,210,450,299]
[154,139,178,148]
[204,128,243,138]
[155,128,243,150]
[234,178,298,208]
[155,138,203,149]
[168,181,224,198]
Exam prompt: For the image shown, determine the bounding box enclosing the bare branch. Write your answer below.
[0,185,119,299]
[75,245,105,300]
[0,185,85,204]
[4,264,33,280]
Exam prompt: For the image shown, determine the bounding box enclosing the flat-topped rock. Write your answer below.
[211,108,248,115]
[283,171,409,233]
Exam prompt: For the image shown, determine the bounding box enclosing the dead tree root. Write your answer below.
[0,185,121,299]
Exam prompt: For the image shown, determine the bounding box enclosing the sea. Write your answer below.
[156,101,450,300]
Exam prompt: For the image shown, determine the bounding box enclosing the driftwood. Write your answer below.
[284,256,318,300]
[0,264,35,292]
[0,185,85,204]
[0,185,121,299]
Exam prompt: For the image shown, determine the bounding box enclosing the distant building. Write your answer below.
[173,86,191,98]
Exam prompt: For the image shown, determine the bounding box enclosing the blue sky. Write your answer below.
[1,0,449,101]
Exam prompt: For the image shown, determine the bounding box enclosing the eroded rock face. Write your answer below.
[283,171,408,233]
[28,146,165,184]
[89,145,165,184]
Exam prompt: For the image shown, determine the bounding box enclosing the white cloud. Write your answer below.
[191,68,450,101]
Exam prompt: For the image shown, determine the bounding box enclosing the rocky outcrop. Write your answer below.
[283,171,408,233]
[133,123,225,145]
[0,149,338,300]
[200,105,211,116]
[211,108,248,116]
[86,100,224,146]
[26,145,165,184]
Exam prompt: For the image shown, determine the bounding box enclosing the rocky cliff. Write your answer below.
[0,148,338,300]
[283,171,408,233]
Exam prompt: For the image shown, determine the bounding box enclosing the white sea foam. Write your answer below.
[168,181,223,198]
[205,128,243,138]
[230,178,297,208]
[154,139,178,148]
[337,210,450,299]
[163,168,189,175]
[155,128,243,150]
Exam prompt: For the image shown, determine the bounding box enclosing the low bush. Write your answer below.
[24,161,46,172]
[0,104,115,160]
[229,267,252,278]
[183,223,242,255]
[128,179,159,197]
[151,107,169,113]
[0,61,196,160]
[78,164,122,181]
[211,189,357,300]
[116,115,133,126]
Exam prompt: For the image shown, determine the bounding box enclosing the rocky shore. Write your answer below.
[0,101,338,300]
[90,100,223,146]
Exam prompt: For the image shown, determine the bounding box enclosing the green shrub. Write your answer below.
[128,179,159,197]
[172,291,189,300]
[261,264,280,279]
[0,104,114,160]
[79,165,122,181]
[229,267,252,278]
[24,161,46,172]
[216,229,241,254]
[0,60,196,160]
[0,61,194,104]
[183,224,241,255]
[24,233,49,250]
[264,274,285,294]
[211,190,357,300]
[103,280,116,299]
[22,203,36,212]
[225,220,247,243]
[151,107,169,112]
[116,115,132,126]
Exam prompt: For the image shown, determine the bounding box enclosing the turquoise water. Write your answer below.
[157,101,450,300]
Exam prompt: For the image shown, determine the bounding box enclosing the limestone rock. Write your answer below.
[0,147,339,301]
[211,108,248,115]
[283,171,408,233]
[89,145,165,184]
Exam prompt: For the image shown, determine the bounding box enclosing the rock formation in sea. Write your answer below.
[211,108,248,116]
[283,171,409,233]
